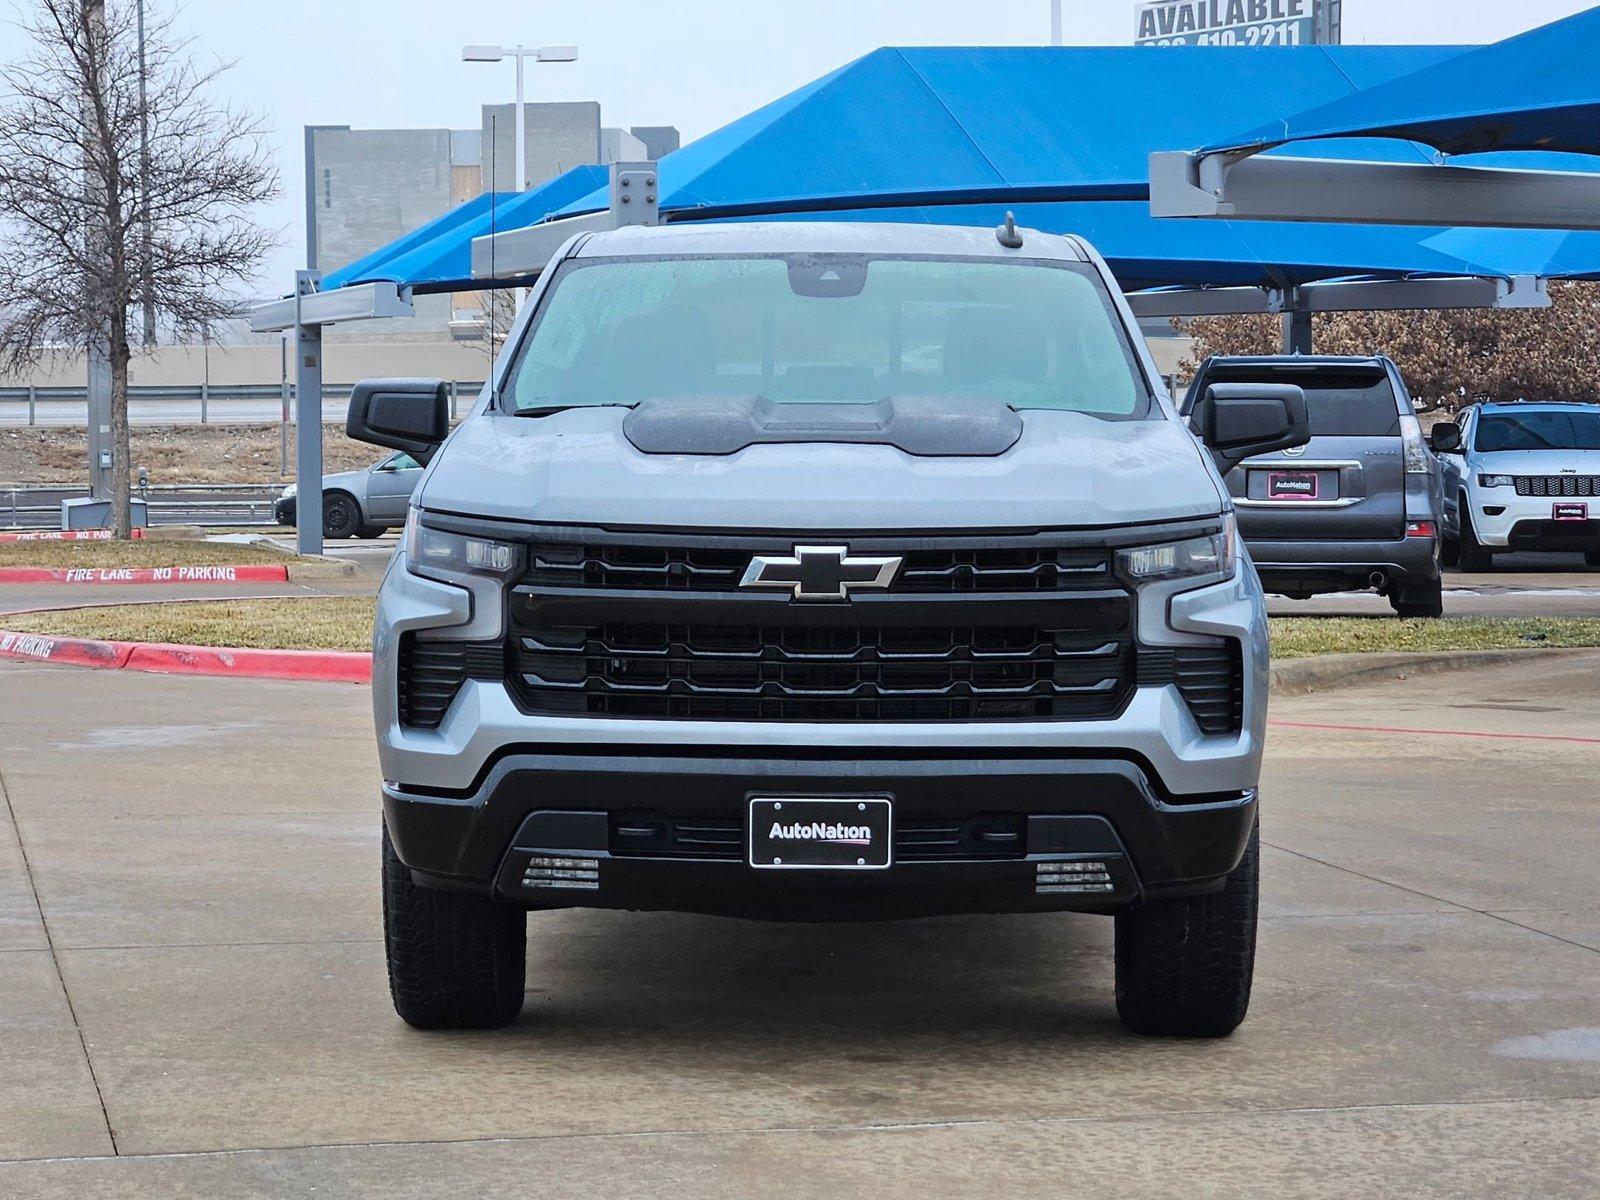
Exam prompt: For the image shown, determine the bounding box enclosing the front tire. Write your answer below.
[1115,822,1258,1038]
[382,825,526,1030]
[322,492,361,540]
[1459,506,1495,573]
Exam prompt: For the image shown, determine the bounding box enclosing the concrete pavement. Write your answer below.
[1268,555,1600,618]
[0,653,1597,1195]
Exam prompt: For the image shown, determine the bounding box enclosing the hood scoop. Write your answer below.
[622,394,1022,458]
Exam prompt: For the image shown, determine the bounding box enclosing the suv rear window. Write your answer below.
[1200,368,1400,437]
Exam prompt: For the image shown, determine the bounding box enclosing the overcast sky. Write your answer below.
[3,0,1593,294]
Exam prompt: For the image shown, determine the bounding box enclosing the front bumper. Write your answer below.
[1248,533,1439,595]
[384,753,1258,919]
[1469,488,1598,550]
[274,496,297,527]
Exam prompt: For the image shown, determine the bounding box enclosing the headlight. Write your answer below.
[403,507,524,583]
[280,484,297,499]
[1478,473,1515,488]
[1116,514,1236,588]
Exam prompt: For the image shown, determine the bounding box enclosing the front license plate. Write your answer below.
[1554,502,1589,521]
[748,797,892,871]
[1265,470,1320,501]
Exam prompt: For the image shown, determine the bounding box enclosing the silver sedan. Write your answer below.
[274,451,422,539]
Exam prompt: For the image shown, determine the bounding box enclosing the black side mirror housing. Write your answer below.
[1430,421,1463,453]
[346,378,449,465]
[1193,383,1311,474]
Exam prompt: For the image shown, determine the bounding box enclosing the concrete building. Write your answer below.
[304,108,679,337]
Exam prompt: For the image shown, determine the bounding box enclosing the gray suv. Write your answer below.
[1184,356,1445,618]
[347,221,1310,1037]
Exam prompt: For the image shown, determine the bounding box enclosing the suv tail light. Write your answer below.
[1399,414,1431,474]
[1405,520,1437,539]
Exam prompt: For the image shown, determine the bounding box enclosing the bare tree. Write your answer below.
[1179,282,1600,412]
[0,0,279,535]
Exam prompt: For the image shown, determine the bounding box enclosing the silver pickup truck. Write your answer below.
[346,220,1309,1037]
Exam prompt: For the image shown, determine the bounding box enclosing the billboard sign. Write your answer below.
[1135,0,1329,46]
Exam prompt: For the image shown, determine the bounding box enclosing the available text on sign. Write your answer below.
[1135,0,1318,46]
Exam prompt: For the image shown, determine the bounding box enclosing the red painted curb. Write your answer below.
[0,629,134,669]
[0,629,370,683]
[0,529,145,542]
[0,564,289,584]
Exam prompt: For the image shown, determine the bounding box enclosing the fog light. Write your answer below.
[1036,859,1115,894]
[522,854,599,891]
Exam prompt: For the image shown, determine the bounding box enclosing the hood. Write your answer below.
[416,407,1223,531]
[1474,448,1600,475]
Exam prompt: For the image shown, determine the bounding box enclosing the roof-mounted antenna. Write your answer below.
[996,210,1024,250]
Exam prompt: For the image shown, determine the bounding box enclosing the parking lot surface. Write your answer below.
[1,653,1597,1197]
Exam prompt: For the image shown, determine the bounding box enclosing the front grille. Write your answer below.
[610,811,1026,861]
[509,623,1135,721]
[524,541,1116,593]
[397,635,503,729]
[1515,475,1600,497]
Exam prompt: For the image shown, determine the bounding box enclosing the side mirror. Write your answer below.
[1193,383,1310,474]
[1430,422,1463,453]
[346,378,449,465]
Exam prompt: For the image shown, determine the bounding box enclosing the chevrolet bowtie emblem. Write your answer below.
[739,545,903,602]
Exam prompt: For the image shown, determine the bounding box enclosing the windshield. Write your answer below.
[501,255,1152,418]
[1476,410,1600,452]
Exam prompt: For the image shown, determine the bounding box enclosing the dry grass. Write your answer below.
[2,596,377,651]
[0,538,300,569]
[0,424,385,485]
[1270,617,1600,659]
[6,598,1600,663]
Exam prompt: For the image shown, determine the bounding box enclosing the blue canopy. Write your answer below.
[724,201,1537,291]
[317,43,1600,298]
[322,165,608,292]
[550,46,1463,222]
[1204,8,1600,158]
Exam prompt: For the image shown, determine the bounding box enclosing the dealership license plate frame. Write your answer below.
[1553,502,1589,521]
[747,796,894,871]
[1263,469,1323,501]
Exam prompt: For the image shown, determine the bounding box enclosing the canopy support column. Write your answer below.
[293,270,324,557]
[1282,308,1313,354]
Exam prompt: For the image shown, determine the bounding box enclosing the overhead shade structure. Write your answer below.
[542,46,1464,223]
[1201,8,1600,158]
[322,164,607,293]
[1150,9,1600,231]
[723,199,1506,292]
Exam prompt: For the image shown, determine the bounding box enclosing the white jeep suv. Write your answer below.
[1433,402,1600,571]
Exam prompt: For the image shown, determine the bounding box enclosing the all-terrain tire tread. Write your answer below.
[1114,822,1258,1038]
[382,825,526,1030]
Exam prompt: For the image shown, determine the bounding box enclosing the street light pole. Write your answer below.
[514,50,525,192]
[461,43,578,192]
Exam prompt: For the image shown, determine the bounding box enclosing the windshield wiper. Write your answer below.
[512,402,637,418]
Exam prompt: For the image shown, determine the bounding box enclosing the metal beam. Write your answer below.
[293,271,324,557]
[471,160,659,282]
[247,280,413,334]
[1125,274,1550,319]
[1150,150,1600,230]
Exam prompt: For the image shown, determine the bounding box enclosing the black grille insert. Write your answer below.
[524,542,1115,593]
[1515,475,1600,498]
[510,622,1135,721]
[610,811,1026,861]
[397,636,504,729]
[1171,642,1244,735]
